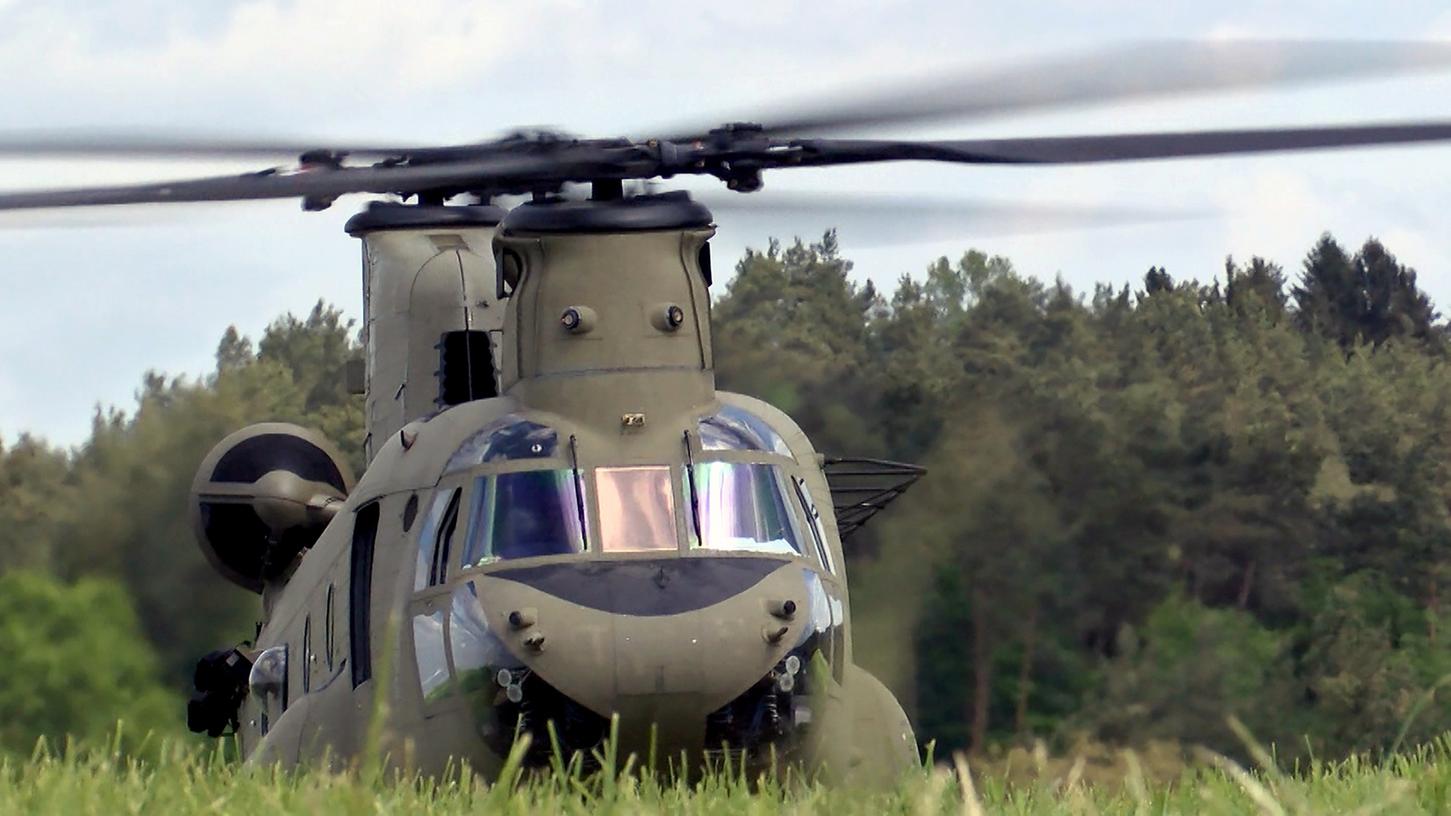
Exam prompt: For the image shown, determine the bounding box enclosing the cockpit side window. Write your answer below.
[687,462,806,556]
[430,490,462,586]
[463,470,587,565]
[793,476,836,573]
[414,487,461,591]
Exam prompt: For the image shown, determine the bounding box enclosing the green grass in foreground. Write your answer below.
[4,734,1451,816]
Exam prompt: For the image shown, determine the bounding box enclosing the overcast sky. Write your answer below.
[2,0,1451,447]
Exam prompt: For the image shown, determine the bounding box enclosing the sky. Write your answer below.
[1,0,1451,446]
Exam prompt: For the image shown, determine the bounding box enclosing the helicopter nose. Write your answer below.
[463,556,839,760]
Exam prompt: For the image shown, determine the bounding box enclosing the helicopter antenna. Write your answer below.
[569,435,588,551]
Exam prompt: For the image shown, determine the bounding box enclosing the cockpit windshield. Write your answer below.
[449,458,812,566]
[596,466,678,553]
[687,462,805,556]
[443,416,558,476]
[462,470,587,565]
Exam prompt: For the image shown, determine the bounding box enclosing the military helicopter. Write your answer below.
[6,39,1451,786]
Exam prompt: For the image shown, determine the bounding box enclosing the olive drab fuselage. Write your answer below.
[200,196,918,785]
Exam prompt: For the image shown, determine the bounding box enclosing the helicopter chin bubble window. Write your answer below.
[461,470,587,565]
[595,465,678,553]
[686,462,806,556]
[412,609,449,703]
[449,581,517,679]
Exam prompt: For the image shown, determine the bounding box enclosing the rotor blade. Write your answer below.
[0,153,570,211]
[695,191,1207,245]
[662,40,1451,138]
[792,120,1451,167]
[0,131,429,160]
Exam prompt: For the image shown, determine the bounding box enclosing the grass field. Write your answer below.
[2,740,1451,813]
[4,733,1451,816]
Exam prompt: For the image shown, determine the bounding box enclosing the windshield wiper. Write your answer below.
[569,434,589,551]
[683,430,702,543]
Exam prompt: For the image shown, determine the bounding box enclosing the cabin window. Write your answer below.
[698,405,792,456]
[324,585,336,671]
[793,476,835,573]
[596,465,678,553]
[302,616,312,694]
[350,503,379,688]
[251,643,288,734]
[686,463,805,556]
[414,487,462,591]
[463,470,587,564]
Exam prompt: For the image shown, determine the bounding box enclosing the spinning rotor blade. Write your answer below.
[0,153,575,211]
[664,39,1451,138]
[792,120,1451,167]
[696,191,1207,244]
[0,131,426,160]
[6,117,1451,214]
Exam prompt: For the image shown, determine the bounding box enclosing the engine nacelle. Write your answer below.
[190,423,355,593]
[346,202,505,463]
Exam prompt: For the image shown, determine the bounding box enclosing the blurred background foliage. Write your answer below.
[3,233,1451,766]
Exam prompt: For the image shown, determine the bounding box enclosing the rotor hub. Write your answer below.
[498,192,713,234]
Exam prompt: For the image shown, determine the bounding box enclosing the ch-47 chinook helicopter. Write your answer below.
[6,38,1451,786]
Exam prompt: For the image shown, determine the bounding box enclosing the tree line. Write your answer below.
[0,304,363,753]
[1,232,1448,764]
[713,232,1451,762]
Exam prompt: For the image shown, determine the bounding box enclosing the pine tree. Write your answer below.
[1293,234,1360,346]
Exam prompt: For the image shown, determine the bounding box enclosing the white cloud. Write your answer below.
[0,0,559,132]
[1430,11,1451,39]
[1216,168,1334,270]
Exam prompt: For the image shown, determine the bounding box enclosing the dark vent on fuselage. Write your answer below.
[436,329,497,407]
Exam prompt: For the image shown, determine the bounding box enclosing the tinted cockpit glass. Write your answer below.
[444,415,558,475]
[413,488,460,591]
[698,405,792,456]
[687,462,804,556]
[596,466,678,553]
[462,470,586,565]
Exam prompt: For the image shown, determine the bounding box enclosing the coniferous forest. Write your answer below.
[3,231,1451,766]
